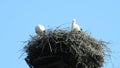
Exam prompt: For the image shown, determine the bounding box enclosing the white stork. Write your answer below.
[71,19,82,32]
[35,24,45,36]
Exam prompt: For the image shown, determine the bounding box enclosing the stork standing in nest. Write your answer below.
[35,24,45,36]
[71,19,82,32]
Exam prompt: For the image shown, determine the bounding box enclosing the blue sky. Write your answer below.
[0,0,120,68]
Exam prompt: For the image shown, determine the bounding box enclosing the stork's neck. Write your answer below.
[72,21,76,25]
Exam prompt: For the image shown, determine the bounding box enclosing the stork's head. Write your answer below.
[38,24,45,31]
[72,19,76,24]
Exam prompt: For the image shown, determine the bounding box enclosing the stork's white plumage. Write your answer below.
[35,24,45,36]
[71,19,81,32]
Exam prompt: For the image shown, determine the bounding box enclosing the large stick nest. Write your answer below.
[24,28,107,68]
